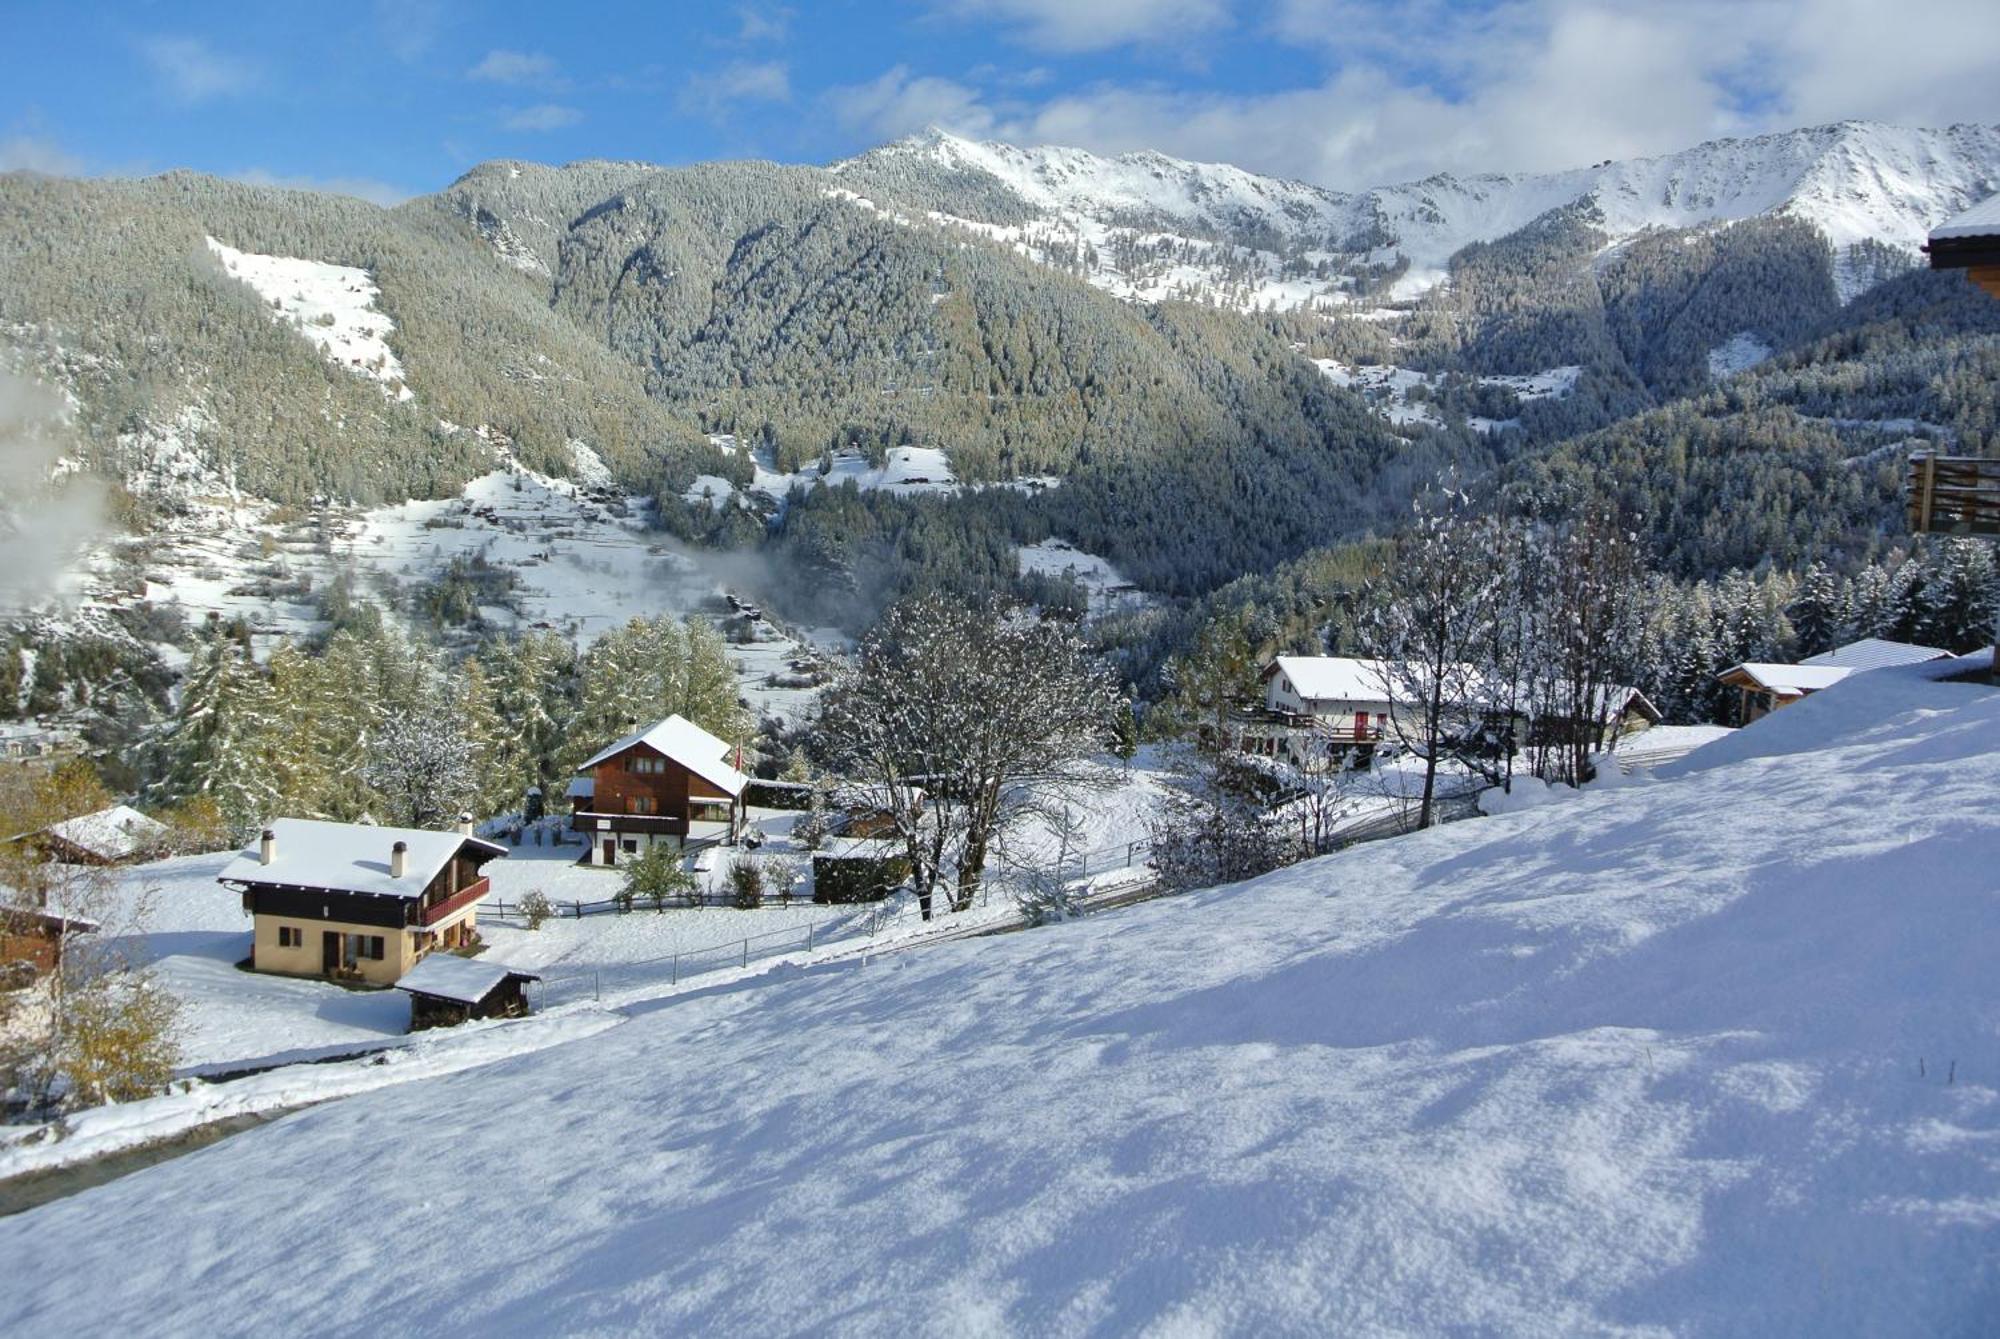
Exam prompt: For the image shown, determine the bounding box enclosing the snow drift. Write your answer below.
[1,664,1996,1335]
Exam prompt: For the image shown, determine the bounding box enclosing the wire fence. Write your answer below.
[533,918,849,1008]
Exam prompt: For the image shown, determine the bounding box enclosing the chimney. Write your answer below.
[259,828,276,866]
[457,812,474,836]
[390,840,408,879]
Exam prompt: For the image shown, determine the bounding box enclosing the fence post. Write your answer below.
[806,922,814,952]
[671,953,678,985]
[742,938,749,969]
[573,900,582,919]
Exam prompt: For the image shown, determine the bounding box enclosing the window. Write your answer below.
[342,933,386,966]
[628,756,665,775]
[628,795,657,815]
[278,925,301,949]
[622,839,639,854]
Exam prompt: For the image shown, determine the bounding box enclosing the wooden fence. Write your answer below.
[1908,453,2000,538]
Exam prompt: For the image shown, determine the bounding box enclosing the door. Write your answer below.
[321,930,340,975]
[603,838,617,867]
[1355,711,1370,740]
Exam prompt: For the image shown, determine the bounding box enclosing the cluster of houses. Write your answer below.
[0,632,1963,1025]
[1230,654,1662,764]
[1231,639,1952,763]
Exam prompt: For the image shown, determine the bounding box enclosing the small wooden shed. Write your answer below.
[395,954,541,1031]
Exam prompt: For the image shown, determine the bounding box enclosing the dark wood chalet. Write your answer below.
[216,818,507,986]
[570,716,748,866]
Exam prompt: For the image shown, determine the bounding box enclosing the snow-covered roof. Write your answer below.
[1720,663,1854,697]
[1931,193,2000,242]
[1800,638,1951,670]
[1263,656,1393,704]
[218,818,506,897]
[574,716,747,797]
[395,953,539,1003]
[41,805,168,861]
[565,777,595,799]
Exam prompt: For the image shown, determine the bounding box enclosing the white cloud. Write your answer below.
[141,36,257,104]
[679,61,793,120]
[735,5,795,43]
[0,134,85,176]
[502,104,585,132]
[467,49,565,87]
[826,66,996,142]
[229,169,413,207]
[939,0,1232,53]
[883,0,2000,189]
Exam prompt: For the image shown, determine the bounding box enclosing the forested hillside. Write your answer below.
[3,119,1999,744]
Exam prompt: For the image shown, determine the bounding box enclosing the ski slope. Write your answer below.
[1,662,1995,1334]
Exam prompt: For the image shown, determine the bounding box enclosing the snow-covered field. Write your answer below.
[1015,539,1152,617]
[1313,358,1579,433]
[4,662,1993,1332]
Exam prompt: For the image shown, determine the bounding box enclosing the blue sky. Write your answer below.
[4,1,1996,202]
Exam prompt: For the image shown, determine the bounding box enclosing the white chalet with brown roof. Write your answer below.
[570,716,748,866]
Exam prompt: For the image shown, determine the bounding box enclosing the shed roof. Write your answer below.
[395,953,539,1004]
[218,818,506,898]
[1719,663,1854,697]
[1800,638,1952,670]
[575,715,747,797]
[1263,656,1394,704]
[1930,194,2000,242]
[43,805,168,861]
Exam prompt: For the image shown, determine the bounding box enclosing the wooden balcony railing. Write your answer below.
[569,811,690,837]
[417,877,489,928]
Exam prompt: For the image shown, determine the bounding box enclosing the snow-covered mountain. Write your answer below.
[835,121,2000,308]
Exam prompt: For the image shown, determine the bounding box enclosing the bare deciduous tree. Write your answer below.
[816,595,1119,919]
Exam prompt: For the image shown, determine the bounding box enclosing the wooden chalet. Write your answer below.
[396,954,540,1030]
[1718,639,1951,723]
[1926,193,2000,299]
[0,905,99,987]
[217,818,507,987]
[9,804,169,867]
[570,716,748,866]
[1252,655,1657,759]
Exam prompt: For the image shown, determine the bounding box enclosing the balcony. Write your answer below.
[417,877,490,928]
[569,811,690,837]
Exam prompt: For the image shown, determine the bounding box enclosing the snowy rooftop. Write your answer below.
[395,953,539,1004]
[575,716,748,797]
[1264,655,1392,704]
[42,804,167,861]
[218,818,506,898]
[1721,662,1853,696]
[1800,637,1952,670]
[1930,192,2000,241]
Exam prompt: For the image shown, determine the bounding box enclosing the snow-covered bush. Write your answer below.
[519,890,553,931]
[727,857,764,909]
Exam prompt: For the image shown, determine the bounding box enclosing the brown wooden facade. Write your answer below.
[572,740,741,865]
[0,907,97,986]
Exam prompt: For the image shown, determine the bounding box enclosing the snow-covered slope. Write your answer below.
[204,237,412,400]
[838,121,2000,308]
[3,663,1996,1334]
